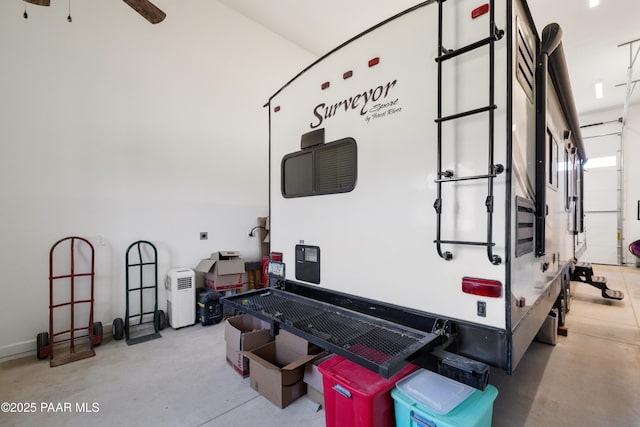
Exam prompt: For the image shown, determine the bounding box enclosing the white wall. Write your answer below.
[0,0,315,358]
[579,102,640,266]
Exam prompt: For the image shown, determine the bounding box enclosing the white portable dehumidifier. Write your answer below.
[165,268,196,328]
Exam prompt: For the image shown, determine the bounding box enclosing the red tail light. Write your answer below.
[462,277,501,297]
[471,4,489,19]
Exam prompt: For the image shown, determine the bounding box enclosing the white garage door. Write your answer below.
[582,131,621,265]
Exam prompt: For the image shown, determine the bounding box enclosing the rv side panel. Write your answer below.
[269,0,509,330]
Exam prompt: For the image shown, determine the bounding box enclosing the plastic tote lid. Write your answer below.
[395,369,475,415]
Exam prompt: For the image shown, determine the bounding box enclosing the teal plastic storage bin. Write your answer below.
[391,384,498,427]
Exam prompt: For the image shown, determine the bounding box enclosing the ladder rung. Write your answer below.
[51,299,92,309]
[51,273,93,280]
[128,262,156,267]
[436,35,496,63]
[435,105,497,123]
[434,240,495,247]
[128,311,156,319]
[128,285,157,292]
[435,173,497,183]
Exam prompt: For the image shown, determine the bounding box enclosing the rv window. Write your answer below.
[547,130,558,190]
[282,138,357,198]
[576,158,585,233]
[316,142,356,193]
[283,152,313,196]
[564,148,574,211]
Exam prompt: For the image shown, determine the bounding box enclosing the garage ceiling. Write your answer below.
[218,0,640,117]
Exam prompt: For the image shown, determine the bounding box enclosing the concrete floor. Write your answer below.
[1,264,638,427]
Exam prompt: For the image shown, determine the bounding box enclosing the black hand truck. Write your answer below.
[112,240,166,345]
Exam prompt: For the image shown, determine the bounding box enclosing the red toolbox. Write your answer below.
[318,355,418,427]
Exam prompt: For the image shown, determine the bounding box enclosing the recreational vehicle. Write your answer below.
[223,0,621,388]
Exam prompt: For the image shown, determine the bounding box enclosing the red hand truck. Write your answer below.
[36,236,103,367]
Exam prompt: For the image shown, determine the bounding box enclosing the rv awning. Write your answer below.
[542,23,587,161]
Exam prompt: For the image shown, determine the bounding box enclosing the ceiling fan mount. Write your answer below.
[23,0,166,24]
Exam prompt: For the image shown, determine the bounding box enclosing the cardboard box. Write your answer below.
[224,314,273,377]
[195,251,245,291]
[304,353,332,407]
[243,330,320,409]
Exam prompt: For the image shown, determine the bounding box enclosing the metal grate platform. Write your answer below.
[222,288,439,377]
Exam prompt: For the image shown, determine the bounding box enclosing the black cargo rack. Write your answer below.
[221,288,440,378]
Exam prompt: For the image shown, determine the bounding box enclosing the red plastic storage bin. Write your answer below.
[318,355,418,427]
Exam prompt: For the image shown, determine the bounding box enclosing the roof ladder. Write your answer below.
[433,0,505,265]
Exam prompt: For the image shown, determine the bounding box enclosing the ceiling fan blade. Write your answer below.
[23,0,51,6]
[122,0,166,24]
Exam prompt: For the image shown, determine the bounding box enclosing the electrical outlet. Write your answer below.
[477,301,486,317]
[200,232,208,240]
